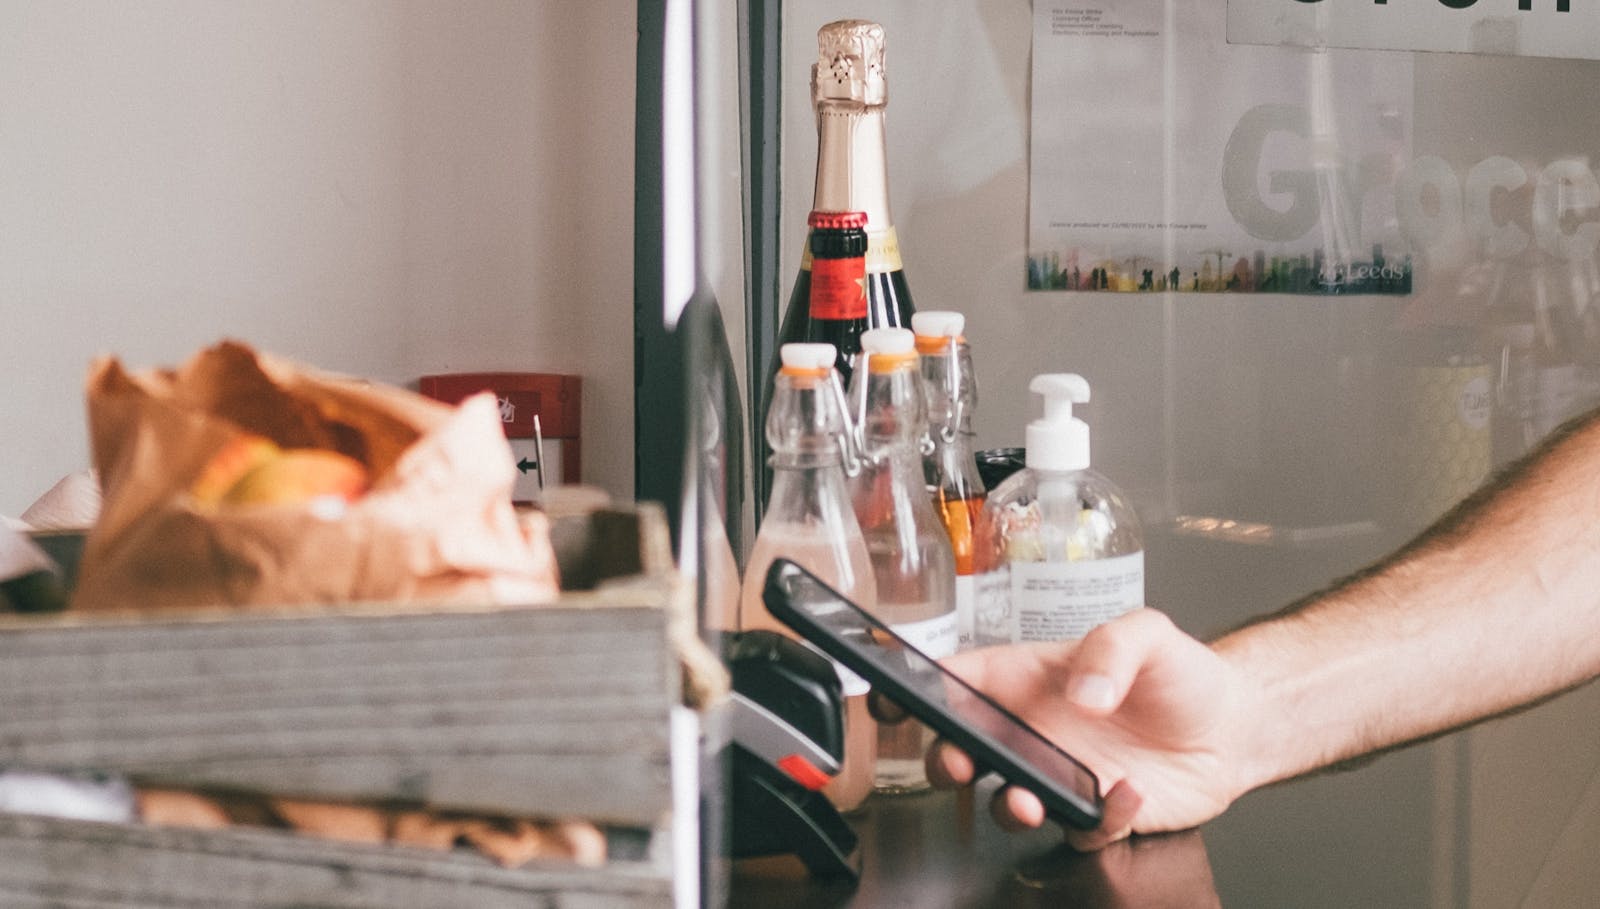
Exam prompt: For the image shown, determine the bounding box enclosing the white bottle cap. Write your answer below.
[911,311,965,339]
[1025,374,1091,471]
[859,327,915,354]
[780,342,838,370]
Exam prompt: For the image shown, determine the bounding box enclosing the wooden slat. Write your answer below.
[0,813,672,908]
[0,602,679,827]
[0,507,689,902]
[547,503,675,590]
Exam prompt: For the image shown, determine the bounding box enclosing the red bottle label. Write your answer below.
[809,256,868,320]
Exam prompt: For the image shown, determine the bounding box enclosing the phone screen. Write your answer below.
[762,559,1103,829]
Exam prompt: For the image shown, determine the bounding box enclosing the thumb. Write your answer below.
[1063,608,1180,715]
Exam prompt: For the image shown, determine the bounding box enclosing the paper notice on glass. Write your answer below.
[1228,0,1600,62]
[1027,1,1414,295]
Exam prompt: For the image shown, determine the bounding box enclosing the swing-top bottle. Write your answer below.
[848,327,957,793]
[913,311,987,650]
[739,342,878,812]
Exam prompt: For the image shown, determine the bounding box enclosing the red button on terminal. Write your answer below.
[777,754,832,791]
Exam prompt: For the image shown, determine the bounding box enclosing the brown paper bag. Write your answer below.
[73,340,559,612]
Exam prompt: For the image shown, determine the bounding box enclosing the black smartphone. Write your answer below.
[761,558,1104,830]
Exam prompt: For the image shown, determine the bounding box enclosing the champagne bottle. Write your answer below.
[760,19,916,510]
[777,18,914,387]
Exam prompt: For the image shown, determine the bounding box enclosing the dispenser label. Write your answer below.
[1012,553,1145,642]
[974,570,1013,645]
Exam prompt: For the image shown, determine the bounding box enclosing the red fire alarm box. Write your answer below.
[418,372,581,504]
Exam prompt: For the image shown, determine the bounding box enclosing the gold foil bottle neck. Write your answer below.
[812,19,886,109]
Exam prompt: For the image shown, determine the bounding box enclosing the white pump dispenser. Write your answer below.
[1025,374,1091,471]
[975,373,1144,644]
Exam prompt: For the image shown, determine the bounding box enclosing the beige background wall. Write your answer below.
[0,0,637,515]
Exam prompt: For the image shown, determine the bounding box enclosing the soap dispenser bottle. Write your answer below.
[976,374,1143,644]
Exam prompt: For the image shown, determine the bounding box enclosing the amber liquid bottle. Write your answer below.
[914,311,987,649]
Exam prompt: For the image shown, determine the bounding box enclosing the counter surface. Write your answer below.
[729,685,1600,908]
[731,781,1219,908]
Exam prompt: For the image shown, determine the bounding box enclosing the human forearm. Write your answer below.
[1214,410,1600,794]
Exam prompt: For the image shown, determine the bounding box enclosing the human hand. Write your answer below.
[926,609,1251,851]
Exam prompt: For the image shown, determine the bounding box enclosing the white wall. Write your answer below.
[0,0,636,515]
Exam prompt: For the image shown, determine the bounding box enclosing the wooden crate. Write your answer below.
[0,506,697,908]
